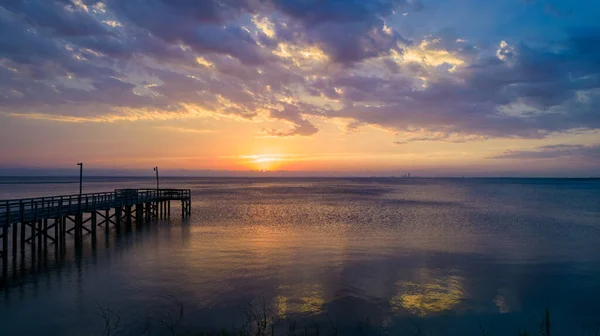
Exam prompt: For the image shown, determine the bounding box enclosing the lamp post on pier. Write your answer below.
[76,162,83,244]
[77,162,83,196]
[153,167,159,191]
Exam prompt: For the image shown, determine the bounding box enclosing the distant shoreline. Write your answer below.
[0,176,597,184]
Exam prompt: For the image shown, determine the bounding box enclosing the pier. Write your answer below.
[0,188,191,279]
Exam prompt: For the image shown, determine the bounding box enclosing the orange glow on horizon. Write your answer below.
[242,155,286,171]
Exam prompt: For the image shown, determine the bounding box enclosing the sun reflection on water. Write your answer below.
[390,270,465,316]
[273,284,326,317]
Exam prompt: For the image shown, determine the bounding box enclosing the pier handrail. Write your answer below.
[0,189,191,225]
[0,188,192,277]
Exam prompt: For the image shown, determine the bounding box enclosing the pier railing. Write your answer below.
[0,188,192,280]
[1,189,191,226]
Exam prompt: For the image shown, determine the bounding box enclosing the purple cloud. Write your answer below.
[490,144,600,160]
[0,0,599,142]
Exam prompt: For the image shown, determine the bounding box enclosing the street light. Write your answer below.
[77,162,83,196]
[76,162,83,242]
[153,166,159,190]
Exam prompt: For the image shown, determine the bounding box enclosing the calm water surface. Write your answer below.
[0,177,599,335]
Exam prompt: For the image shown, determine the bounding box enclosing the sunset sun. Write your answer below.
[245,155,284,171]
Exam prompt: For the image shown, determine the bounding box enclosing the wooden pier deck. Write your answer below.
[0,188,191,279]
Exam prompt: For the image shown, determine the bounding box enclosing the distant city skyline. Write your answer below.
[1,0,599,176]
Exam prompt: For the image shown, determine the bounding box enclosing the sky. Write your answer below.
[0,0,599,177]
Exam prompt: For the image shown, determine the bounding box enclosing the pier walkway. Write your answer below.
[0,188,191,279]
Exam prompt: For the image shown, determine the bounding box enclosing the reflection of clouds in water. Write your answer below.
[273,284,325,317]
[391,271,465,316]
[300,284,325,314]
[494,295,510,313]
[494,288,520,314]
[274,295,288,318]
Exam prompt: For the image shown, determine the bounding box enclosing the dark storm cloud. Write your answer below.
[490,144,600,159]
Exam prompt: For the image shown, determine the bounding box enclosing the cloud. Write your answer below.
[3,106,191,123]
[490,144,600,160]
[316,33,600,139]
[394,132,487,145]
[263,103,319,136]
[1,0,600,144]
[156,126,216,134]
[271,0,413,63]
[262,120,318,137]
[2,0,110,37]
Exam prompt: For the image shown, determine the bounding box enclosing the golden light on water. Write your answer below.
[272,284,326,317]
[390,271,465,316]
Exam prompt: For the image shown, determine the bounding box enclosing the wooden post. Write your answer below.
[54,218,59,252]
[37,219,42,248]
[115,207,122,228]
[61,216,67,254]
[43,219,48,250]
[91,211,97,240]
[10,210,16,260]
[167,201,171,218]
[2,224,8,275]
[105,209,110,234]
[74,213,81,245]
[135,204,143,224]
[57,198,63,252]
[33,200,39,253]
[20,222,25,252]
[19,200,24,224]
[37,219,43,260]
[125,205,132,228]
[31,222,36,265]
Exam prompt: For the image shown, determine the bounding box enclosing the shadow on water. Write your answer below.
[1,212,188,293]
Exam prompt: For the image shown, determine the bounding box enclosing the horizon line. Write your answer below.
[0,175,598,179]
